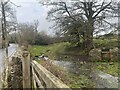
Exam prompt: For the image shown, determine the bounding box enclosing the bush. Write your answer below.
[34,33,53,45]
[94,39,118,48]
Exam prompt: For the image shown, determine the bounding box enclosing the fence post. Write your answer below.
[22,51,31,88]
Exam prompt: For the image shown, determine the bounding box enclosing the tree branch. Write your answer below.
[62,2,77,21]
[93,1,112,19]
[103,19,118,29]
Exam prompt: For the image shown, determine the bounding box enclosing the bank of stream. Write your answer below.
[30,43,118,88]
[38,55,118,88]
[52,60,118,88]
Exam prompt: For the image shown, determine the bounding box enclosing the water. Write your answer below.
[52,60,93,75]
[52,60,118,88]
[52,61,73,72]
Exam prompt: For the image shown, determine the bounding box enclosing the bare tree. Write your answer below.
[17,21,39,45]
[0,0,17,48]
[1,0,9,87]
[40,0,116,55]
[0,0,18,87]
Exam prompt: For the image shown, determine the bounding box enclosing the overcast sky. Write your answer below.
[9,0,119,35]
[10,0,53,35]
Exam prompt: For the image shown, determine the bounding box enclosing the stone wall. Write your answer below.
[89,47,118,61]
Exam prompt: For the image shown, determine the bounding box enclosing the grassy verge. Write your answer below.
[94,61,119,77]
[29,42,70,60]
[29,42,85,60]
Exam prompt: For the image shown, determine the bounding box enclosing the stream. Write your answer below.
[52,60,118,88]
[39,54,118,89]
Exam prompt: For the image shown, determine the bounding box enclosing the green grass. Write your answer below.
[94,61,119,77]
[29,43,96,88]
[68,74,96,88]
[29,42,70,59]
[29,42,119,88]
[94,38,118,48]
[29,42,119,77]
[29,42,85,60]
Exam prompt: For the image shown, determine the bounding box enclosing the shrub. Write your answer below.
[94,39,118,48]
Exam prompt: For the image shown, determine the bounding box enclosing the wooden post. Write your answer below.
[101,47,111,61]
[22,51,31,88]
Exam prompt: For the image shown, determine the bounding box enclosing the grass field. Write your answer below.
[29,42,86,60]
[29,42,69,59]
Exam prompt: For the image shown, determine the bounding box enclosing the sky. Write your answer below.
[10,0,54,35]
[9,0,119,35]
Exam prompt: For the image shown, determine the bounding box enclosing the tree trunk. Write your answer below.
[84,19,94,56]
[1,1,9,87]
[76,32,81,47]
[1,15,5,48]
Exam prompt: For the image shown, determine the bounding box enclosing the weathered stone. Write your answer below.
[89,48,118,61]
